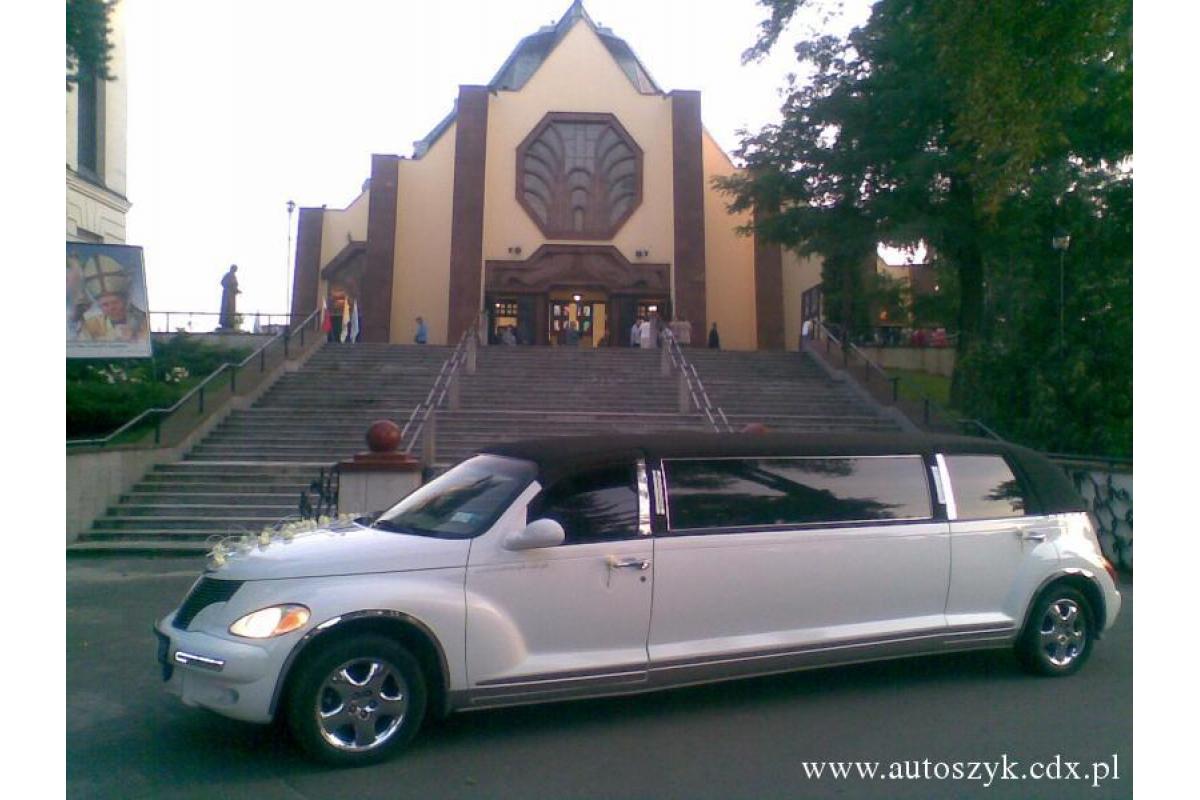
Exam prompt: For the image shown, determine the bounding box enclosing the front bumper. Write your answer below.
[155,614,291,724]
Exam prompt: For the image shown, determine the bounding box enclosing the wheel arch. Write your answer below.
[270,610,452,721]
[1020,570,1107,640]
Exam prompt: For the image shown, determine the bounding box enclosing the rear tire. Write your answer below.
[1016,586,1094,676]
[285,635,427,766]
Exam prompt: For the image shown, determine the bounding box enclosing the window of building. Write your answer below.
[663,456,932,532]
[944,455,1028,520]
[77,69,100,178]
[530,463,639,543]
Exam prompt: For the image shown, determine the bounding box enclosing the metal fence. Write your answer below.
[149,311,293,333]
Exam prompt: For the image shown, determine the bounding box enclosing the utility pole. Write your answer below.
[1051,231,1071,351]
[286,200,296,325]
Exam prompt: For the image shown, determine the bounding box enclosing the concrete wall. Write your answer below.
[67,447,171,541]
[701,130,756,350]
[391,125,457,345]
[151,332,276,352]
[782,247,823,352]
[320,190,371,268]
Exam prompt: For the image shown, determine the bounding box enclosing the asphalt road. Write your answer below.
[67,557,1133,799]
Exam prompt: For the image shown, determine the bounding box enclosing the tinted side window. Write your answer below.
[532,464,639,543]
[663,456,931,531]
[945,455,1028,519]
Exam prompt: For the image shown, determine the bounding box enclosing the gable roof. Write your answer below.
[413,1,661,158]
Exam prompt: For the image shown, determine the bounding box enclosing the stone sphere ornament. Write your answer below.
[365,420,402,453]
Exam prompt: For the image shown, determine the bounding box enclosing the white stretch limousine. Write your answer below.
[156,433,1121,765]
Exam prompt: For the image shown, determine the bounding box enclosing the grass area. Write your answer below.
[889,368,954,409]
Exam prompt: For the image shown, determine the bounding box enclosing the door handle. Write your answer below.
[607,557,650,570]
[1011,528,1047,542]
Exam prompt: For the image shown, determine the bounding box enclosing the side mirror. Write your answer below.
[503,518,565,551]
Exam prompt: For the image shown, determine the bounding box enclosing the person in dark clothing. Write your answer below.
[707,322,720,349]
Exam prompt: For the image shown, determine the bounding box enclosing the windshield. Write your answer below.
[373,454,537,539]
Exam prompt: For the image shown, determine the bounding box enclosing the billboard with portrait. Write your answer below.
[66,243,152,359]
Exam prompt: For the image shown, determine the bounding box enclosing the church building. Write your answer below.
[290,1,821,350]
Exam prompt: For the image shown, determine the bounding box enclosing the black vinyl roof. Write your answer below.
[479,431,1085,515]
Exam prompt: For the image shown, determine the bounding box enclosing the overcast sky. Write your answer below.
[124,0,878,328]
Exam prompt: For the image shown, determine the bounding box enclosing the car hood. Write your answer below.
[206,522,471,581]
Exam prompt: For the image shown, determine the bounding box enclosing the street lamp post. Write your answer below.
[286,200,296,326]
[1051,230,1070,350]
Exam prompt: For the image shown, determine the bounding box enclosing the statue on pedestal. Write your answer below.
[219,265,240,329]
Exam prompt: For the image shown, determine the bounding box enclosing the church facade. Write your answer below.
[290,1,821,350]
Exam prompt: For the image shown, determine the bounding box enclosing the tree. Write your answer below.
[719,0,1131,454]
[66,0,115,89]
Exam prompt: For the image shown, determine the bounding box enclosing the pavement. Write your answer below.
[67,556,1133,799]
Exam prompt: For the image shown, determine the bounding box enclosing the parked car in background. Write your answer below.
[156,432,1121,765]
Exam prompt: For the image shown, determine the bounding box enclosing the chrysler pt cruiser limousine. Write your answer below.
[156,432,1121,765]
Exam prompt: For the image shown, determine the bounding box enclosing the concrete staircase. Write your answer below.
[70,344,452,555]
[70,342,900,555]
[426,346,706,468]
[684,349,904,434]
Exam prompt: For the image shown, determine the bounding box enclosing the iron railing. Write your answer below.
[67,308,323,450]
[662,328,733,432]
[150,310,293,334]
[299,466,340,520]
[401,321,479,464]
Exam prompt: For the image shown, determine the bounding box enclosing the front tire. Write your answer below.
[1016,586,1094,676]
[286,635,427,765]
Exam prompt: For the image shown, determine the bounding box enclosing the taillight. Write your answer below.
[1102,556,1119,585]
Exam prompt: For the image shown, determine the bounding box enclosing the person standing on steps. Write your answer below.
[708,322,720,349]
[414,316,428,344]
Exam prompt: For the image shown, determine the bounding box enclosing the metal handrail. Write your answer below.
[662,328,733,432]
[67,308,323,449]
[402,321,478,456]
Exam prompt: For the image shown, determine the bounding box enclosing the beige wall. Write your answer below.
[701,129,757,350]
[481,21,676,287]
[65,0,130,243]
[782,247,823,351]
[320,190,370,267]
[391,129,457,344]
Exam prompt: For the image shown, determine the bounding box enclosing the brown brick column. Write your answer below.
[291,206,324,322]
[362,154,400,342]
[753,222,785,350]
[670,90,707,337]
[447,85,490,343]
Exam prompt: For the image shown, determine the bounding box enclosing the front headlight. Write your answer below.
[229,605,311,638]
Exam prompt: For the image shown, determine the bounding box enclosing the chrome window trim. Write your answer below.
[651,466,668,522]
[636,459,651,536]
[930,463,946,507]
[936,453,958,520]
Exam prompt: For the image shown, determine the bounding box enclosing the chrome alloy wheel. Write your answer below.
[316,657,409,752]
[1039,598,1087,668]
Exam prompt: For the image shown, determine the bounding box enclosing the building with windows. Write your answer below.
[66,0,130,243]
[290,1,822,350]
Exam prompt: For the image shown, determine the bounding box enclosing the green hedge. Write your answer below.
[67,336,252,440]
